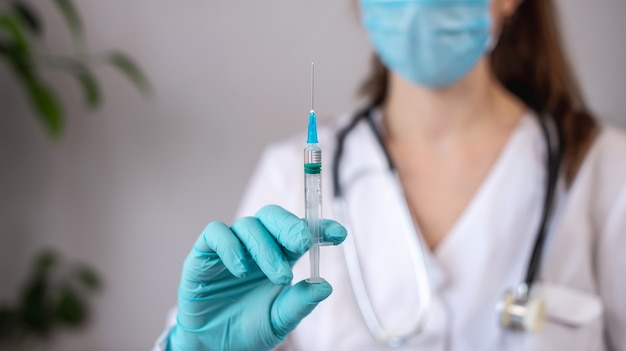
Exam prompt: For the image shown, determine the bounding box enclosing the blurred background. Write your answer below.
[0,0,624,350]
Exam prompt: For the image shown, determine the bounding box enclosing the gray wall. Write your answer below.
[0,1,624,350]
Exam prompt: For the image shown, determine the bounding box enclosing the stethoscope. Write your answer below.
[331,104,562,347]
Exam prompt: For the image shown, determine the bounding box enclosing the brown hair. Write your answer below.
[360,0,598,185]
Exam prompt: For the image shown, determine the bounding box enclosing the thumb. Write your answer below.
[270,280,333,339]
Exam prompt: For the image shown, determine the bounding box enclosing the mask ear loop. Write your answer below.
[485,31,501,53]
[488,6,520,54]
[486,15,505,53]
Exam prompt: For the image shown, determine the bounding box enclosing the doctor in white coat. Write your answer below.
[156,0,626,350]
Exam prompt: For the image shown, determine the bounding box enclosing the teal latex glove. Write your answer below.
[168,205,347,351]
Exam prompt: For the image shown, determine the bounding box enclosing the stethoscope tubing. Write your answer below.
[331,104,562,345]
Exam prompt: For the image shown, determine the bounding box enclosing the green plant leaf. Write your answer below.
[0,40,30,78]
[35,250,59,270]
[56,288,87,327]
[0,41,8,55]
[12,1,42,35]
[74,265,102,291]
[26,79,65,138]
[106,51,152,96]
[74,66,101,109]
[52,0,83,40]
[20,279,53,336]
[0,41,66,138]
[0,14,29,54]
[0,30,64,137]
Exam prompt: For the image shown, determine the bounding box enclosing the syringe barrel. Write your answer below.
[304,145,322,245]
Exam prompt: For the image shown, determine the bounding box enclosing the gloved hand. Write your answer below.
[167,205,347,351]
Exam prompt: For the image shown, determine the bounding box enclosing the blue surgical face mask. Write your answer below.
[360,0,493,89]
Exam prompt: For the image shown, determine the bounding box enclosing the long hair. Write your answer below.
[360,0,598,185]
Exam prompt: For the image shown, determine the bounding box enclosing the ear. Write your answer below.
[500,0,524,18]
[491,0,524,31]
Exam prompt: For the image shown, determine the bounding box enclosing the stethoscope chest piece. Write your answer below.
[497,284,546,333]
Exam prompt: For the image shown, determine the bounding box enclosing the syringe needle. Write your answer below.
[311,61,315,111]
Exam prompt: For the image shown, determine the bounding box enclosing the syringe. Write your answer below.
[305,62,328,284]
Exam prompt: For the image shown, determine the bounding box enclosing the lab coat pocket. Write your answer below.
[508,282,604,351]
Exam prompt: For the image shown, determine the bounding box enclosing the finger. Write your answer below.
[179,222,249,300]
[192,221,249,278]
[231,216,293,285]
[270,280,333,339]
[320,219,347,245]
[256,205,312,256]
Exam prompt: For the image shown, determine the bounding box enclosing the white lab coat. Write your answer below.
[155,111,626,351]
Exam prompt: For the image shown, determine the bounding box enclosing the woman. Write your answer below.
[156,0,626,349]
